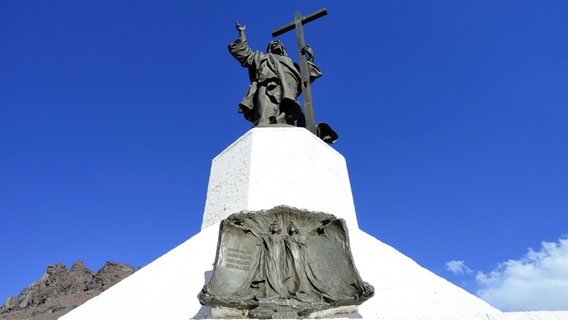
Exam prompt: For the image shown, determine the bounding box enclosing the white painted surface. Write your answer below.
[60,129,568,320]
[201,127,359,231]
[59,225,535,320]
[61,225,568,319]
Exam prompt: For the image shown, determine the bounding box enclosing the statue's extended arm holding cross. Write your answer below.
[228,9,338,143]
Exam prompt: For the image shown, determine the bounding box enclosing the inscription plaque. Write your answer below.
[224,248,253,271]
[198,206,374,318]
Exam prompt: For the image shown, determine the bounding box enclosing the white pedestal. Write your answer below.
[201,127,359,231]
[59,128,568,320]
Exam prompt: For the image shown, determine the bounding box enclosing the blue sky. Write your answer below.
[1,1,567,312]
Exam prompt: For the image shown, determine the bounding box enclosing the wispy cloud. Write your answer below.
[476,237,568,312]
[445,260,473,275]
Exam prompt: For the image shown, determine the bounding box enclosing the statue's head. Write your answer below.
[287,222,299,236]
[267,40,287,56]
[269,220,281,234]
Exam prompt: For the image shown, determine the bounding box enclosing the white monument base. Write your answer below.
[58,225,568,320]
[201,127,359,231]
[60,128,568,320]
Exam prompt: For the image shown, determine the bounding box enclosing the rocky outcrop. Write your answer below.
[0,260,135,320]
[87,261,137,291]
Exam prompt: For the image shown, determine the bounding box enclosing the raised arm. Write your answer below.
[228,20,256,67]
[235,20,246,38]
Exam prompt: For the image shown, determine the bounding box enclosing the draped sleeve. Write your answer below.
[228,33,257,68]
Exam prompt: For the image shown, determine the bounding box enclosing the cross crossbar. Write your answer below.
[271,8,327,37]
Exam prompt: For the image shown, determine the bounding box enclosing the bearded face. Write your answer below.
[267,41,287,56]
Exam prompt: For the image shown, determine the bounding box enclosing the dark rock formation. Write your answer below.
[86,261,137,292]
[0,260,135,320]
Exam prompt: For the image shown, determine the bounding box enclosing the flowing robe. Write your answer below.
[228,34,321,127]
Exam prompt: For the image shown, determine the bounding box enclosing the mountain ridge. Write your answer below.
[0,260,135,320]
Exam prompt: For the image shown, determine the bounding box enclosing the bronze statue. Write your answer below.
[229,21,322,128]
[198,206,374,318]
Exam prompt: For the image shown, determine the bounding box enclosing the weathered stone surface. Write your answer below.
[86,261,136,291]
[199,206,373,318]
[0,261,135,320]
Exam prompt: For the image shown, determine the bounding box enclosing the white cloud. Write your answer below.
[445,260,473,275]
[476,237,568,312]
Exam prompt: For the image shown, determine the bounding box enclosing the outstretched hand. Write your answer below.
[301,45,315,62]
[235,20,246,33]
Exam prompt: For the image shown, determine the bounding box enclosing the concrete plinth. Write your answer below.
[201,127,359,230]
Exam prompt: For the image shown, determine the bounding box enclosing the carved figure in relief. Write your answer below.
[198,206,374,318]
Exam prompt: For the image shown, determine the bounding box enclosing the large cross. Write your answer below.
[272,8,327,136]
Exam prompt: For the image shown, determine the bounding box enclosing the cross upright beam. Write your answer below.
[271,8,327,136]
